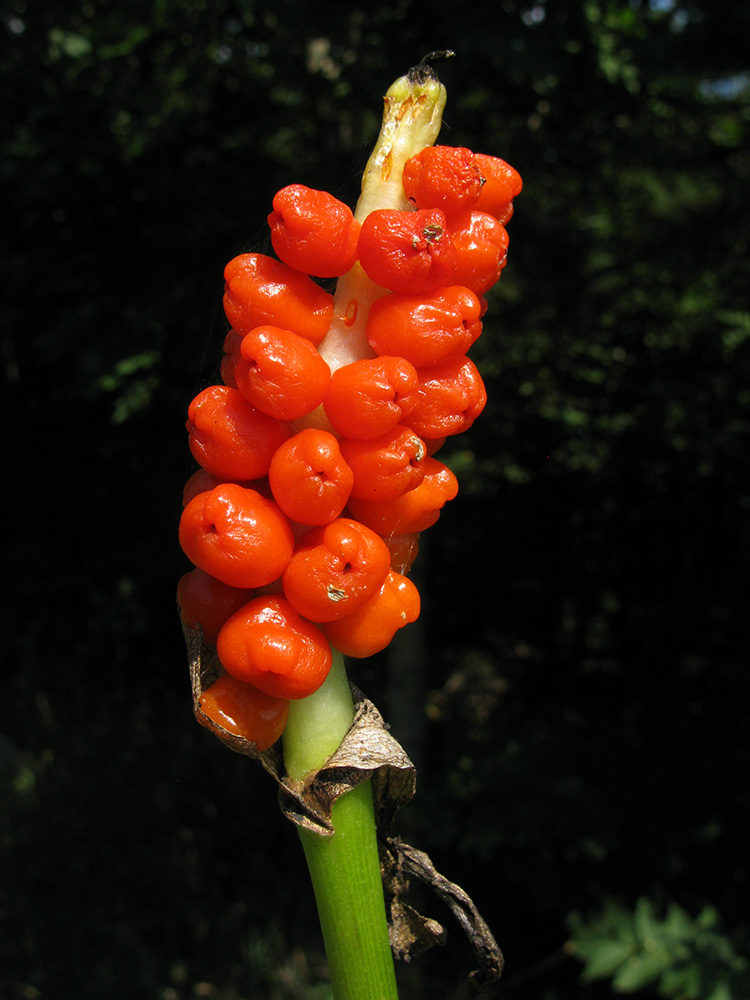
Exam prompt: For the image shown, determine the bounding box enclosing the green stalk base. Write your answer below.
[299,782,398,1000]
[282,654,399,998]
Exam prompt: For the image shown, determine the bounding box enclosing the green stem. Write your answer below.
[283,650,355,783]
[298,784,396,1000]
[282,61,449,1000]
[283,652,398,1000]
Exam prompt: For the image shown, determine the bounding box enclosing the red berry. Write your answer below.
[403,356,487,439]
[223,253,333,345]
[357,208,457,295]
[323,570,420,659]
[473,154,523,224]
[233,325,331,421]
[323,357,420,440]
[217,595,332,699]
[268,184,361,278]
[199,673,289,749]
[445,211,510,296]
[268,429,354,525]
[182,468,224,507]
[339,426,427,502]
[179,483,294,589]
[366,285,483,368]
[346,457,458,535]
[177,568,256,646]
[402,146,483,216]
[282,518,391,622]
[187,385,290,481]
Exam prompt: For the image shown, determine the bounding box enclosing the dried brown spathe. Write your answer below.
[185,621,503,987]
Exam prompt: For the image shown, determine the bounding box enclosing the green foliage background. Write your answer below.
[2,0,748,997]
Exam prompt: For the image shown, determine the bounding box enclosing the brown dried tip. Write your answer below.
[407,50,456,85]
[382,838,505,987]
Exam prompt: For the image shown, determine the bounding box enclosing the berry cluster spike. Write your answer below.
[178,75,522,751]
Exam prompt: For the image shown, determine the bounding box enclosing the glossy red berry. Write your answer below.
[366,285,483,368]
[473,154,523,224]
[187,384,290,481]
[357,208,457,295]
[339,426,427,501]
[402,145,483,216]
[199,673,289,749]
[223,253,334,345]
[268,184,361,278]
[217,595,332,699]
[233,325,331,421]
[403,356,487,439]
[346,457,459,536]
[282,518,391,622]
[268,429,354,525]
[179,483,294,590]
[323,570,421,659]
[323,357,420,440]
[445,210,510,296]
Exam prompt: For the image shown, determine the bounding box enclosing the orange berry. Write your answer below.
[268,429,354,525]
[198,673,289,749]
[323,570,421,659]
[217,595,332,699]
[233,325,331,421]
[179,483,294,589]
[339,426,427,501]
[402,145,483,216]
[223,253,333,345]
[182,468,224,507]
[445,211,510,296]
[182,469,266,508]
[366,285,483,368]
[346,457,458,536]
[473,154,523,224]
[268,184,361,278]
[282,517,391,622]
[357,208,457,296]
[187,384,290,481]
[177,568,256,646]
[403,356,487,439]
[323,357,420,440]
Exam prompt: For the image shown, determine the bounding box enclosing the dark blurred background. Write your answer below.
[3,0,749,998]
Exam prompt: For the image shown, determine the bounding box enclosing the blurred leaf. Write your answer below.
[581,940,636,980]
[568,899,750,998]
[633,897,657,945]
[48,27,92,60]
[612,945,673,991]
[98,25,151,60]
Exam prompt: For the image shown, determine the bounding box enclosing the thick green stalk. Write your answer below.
[283,652,398,1000]
[282,62,448,1000]
[298,783,396,1000]
[283,651,355,782]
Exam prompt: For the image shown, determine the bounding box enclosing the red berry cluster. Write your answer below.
[178,145,521,750]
